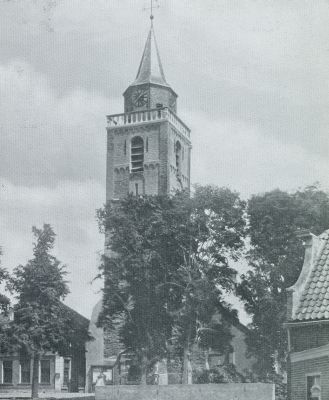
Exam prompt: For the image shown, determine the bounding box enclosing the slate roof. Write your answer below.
[131,24,170,87]
[295,230,329,321]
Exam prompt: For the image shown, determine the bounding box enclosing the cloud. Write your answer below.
[1,0,328,162]
[1,0,329,321]
[187,110,329,197]
[0,60,117,187]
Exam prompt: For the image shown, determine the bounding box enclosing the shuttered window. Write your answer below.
[131,136,144,172]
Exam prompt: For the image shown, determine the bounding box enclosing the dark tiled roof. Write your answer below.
[131,25,169,87]
[295,230,329,321]
[60,302,89,328]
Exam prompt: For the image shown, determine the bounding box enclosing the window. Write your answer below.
[146,137,149,152]
[63,358,71,387]
[3,360,13,384]
[40,359,50,384]
[131,136,144,172]
[91,366,113,386]
[135,183,139,196]
[20,359,31,384]
[124,140,127,155]
[307,375,321,400]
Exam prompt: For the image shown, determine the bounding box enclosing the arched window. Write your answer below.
[175,140,182,175]
[131,136,144,172]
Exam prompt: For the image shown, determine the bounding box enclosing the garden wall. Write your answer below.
[96,383,274,400]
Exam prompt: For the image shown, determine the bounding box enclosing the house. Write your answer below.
[0,304,89,393]
[286,229,329,400]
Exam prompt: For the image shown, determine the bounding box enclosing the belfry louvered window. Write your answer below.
[131,136,144,172]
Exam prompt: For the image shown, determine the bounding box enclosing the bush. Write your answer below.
[194,364,246,384]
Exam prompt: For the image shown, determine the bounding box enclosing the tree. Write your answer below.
[0,247,10,320]
[237,185,329,379]
[5,224,72,398]
[97,193,189,383]
[168,185,246,382]
[97,185,246,383]
[171,261,236,383]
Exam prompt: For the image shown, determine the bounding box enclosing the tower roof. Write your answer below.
[131,24,170,87]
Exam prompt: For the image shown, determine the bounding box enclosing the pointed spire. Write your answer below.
[132,24,169,87]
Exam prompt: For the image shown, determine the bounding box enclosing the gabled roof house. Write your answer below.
[286,229,329,400]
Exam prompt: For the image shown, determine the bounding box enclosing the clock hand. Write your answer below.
[137,92,145,101]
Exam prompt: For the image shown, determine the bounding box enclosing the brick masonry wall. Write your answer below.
[107,119,190,200]
[290,356,329,400]
[96,383,274,400]
[158,121,169,194]
[290,324,329,352]
[103,324,124,359]
[149,86,176,112]
[167,127,190,193]
[107,123,176,199]
[106,130,115,202]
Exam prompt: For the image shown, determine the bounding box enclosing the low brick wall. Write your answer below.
[96,383,274,400]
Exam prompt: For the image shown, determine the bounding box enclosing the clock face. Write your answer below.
[132,89,148,107]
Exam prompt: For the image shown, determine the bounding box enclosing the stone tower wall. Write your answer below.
[106,120,190,201]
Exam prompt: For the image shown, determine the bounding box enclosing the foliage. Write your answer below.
[0,224,89,397]
[194,363,245,384]
[97,186,246,383]
[0,248,10,317]
[237,185,329,378]
[7,225,70,353]
[97,193,190,381]
[164,185,246,380]
[275,381,288,400]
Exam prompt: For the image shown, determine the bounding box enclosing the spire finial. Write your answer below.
[143,0,159,24]
[150,0,154,21]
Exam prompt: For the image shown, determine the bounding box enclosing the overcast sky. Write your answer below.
[1,0,328,321]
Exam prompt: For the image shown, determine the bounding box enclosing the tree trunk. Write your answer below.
[182,347,192,384]
[205,349,210,371]
[224,350,230,365]
[182,347,189,384]
[140,353,148,385]
[31,352,40,399]
[182,325,192,384]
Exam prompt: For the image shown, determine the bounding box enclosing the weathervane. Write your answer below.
[143,0,160,23]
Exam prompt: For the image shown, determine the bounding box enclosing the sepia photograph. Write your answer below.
[0,1,329,399]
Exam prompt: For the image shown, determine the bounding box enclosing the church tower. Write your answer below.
[86,20,191,391]
[106,22,191,201]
